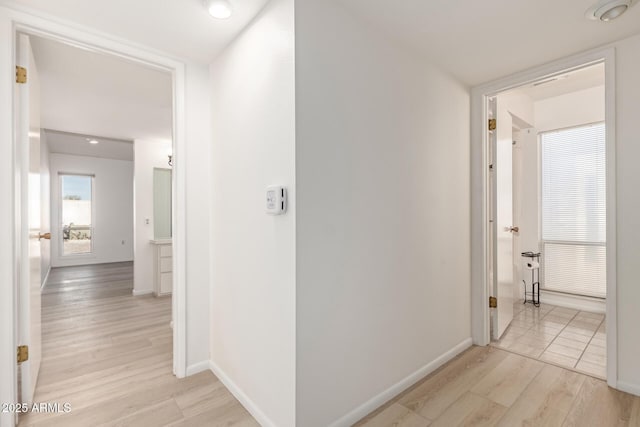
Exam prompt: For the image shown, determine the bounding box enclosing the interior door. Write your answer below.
[491,98,515,340]
[17,33,42,404]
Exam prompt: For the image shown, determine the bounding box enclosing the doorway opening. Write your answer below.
[471,48,617,388]
[487,62,608,378]
[12,26,183,423]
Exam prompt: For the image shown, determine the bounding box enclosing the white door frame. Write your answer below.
[0,6,188,424]
[470,47,617,388]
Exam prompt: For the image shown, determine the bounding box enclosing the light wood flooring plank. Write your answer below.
[397,346,509,420]
[357,346,640,427]
[562,376,635,427]
[356,403,431,427]
[429,392,507,427]
[102,399,184,427]
[497,364,585,426]
[470,353,544,407]
[18,262,256,427]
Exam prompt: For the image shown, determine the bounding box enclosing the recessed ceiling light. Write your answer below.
[88,139,99,145]
[204,0,232,19]
[586,0,636,21]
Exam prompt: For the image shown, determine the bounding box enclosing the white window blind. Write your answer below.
[541,123,606,298]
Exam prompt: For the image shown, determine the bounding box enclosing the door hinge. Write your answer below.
[489,296,497,308]
[16,66,27,84]
[488,118,496,131]
[17,345,28,364]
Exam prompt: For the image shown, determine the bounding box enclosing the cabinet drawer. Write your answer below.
[160,256,173,273]
[160,245,172,257]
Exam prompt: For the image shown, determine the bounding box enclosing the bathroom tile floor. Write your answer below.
[492,302,606,379]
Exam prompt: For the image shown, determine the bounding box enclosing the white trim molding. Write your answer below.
[616,381,640,397]
[208,359,279,427]
[470,47,617,388]
[132,289,154,297]
[186,360,210,376]
[0,6,190,424]
[0,9,18,427]
[328,338,473,427]
[539,290,606,314]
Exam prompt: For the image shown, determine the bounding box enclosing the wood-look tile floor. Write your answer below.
[493,302,607,378]
[356,345,640,427]
[19,262,258,427]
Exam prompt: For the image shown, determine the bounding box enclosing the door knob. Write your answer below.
[39,232,51,240]
[509,226,519,233]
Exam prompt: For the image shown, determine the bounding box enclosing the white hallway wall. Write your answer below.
[208,9,640,427]
[209,0,296,425]
[133,139,171,295]
[49,153,134,267]
[209,0,470,425]
[183,63,211,370]
[295,1,471,425]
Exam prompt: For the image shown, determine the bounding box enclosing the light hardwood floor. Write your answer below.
[19,262,258,427]
[23,262,639,426]
[355,345,640,427]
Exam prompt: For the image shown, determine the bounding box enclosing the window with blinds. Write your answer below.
[540,123,606,298]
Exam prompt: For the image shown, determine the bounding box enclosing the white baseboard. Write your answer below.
[208,359,278,427]
[540,290,605,313]
[51,258,134,268]
[616,380,640,397]
[328,337,474,427]
[132,289,153,296]
[186,360,210,376]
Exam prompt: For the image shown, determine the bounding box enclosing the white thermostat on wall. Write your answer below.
[266,186,287,215]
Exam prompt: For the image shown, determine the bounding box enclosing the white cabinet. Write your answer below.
[150,240,172,296]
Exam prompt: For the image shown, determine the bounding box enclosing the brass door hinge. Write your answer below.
[489,296,497,308]
[17,345,28,364]
[488,118,496,131]
[16,66,27,84]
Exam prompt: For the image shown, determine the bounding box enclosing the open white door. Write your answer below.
[491,97,515,340]
[16,33,42,404]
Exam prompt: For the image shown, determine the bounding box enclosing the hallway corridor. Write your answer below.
[19,262,257,427]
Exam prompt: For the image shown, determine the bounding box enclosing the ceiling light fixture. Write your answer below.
[585,0,636,21]
[87,138,99,145]
[204,0,233,19]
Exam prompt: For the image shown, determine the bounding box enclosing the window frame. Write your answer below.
[538,121,606,299]
[58,172,96,258]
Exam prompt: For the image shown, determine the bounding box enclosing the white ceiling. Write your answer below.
[31,35,172,142]
[514,62,605,101]
[45,130,133,161]
[338,0,640,85]
[7,0,640,90]
[5,0,269,64]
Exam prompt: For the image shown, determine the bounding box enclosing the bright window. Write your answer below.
[60,174,94,256]
[540,123,606,298]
